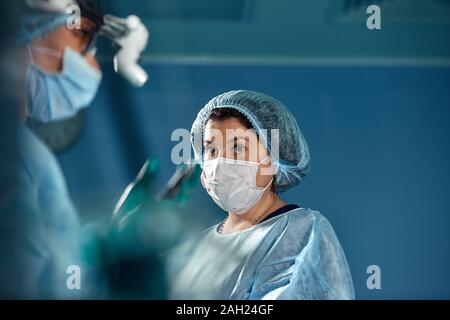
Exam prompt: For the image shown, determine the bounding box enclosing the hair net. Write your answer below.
[191,90,310,192]
[18,12,68,44]
[18,0,103,44]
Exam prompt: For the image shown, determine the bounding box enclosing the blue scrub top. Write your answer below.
[167,207,355,300]
[0,122,82,298]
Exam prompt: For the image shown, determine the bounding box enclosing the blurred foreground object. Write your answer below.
[107,159,200,298]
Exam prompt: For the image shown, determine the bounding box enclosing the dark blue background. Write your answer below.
[58,63,450,299]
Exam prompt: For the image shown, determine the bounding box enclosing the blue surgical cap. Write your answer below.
[191,90,310,192]
[18,0,103,44]
[18,12,69,44]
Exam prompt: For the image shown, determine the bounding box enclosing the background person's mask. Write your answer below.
[201,156,273,215]
[25,47,102,123]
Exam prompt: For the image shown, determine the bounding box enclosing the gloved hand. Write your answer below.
[106,158,200,299]
[100,14,149,87]
[109,158,200,255]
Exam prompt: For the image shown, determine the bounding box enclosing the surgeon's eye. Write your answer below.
[72,29,91,40]
[231,142,248,160]
[233,143,245,155]
[205,145,217,158]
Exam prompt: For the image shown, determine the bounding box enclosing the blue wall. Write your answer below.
[58,63,450,299]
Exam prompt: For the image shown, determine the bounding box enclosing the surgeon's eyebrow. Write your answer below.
[226,136,250,143]
[203,136,250,146]
[203,138,215,146]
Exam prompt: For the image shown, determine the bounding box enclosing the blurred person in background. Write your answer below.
[0,0,147,298]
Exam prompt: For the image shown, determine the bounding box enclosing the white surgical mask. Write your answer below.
[201,156,273,215]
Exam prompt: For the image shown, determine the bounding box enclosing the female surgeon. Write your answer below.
[168,90,355,300]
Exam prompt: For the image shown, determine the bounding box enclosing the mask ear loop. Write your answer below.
[28,45,64,59]
[257,155,276,187]
[259,176,275,191]
[26,45,35,65]
[258,155,271,165]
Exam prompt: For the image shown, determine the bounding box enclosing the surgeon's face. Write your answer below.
[203,117,275,188]
[28,17,99,72]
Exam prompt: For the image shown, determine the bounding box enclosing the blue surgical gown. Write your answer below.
[0,122,82,298]
[167,207,355,299]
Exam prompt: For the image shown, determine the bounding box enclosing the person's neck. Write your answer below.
[226,190,286,231]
